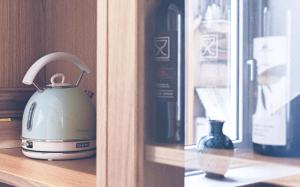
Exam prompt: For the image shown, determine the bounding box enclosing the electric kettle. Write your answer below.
[21,52,96,160]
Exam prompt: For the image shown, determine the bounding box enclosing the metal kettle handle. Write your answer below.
[22,52,91,91]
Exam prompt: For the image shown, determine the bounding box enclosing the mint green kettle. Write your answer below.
[21,52,96,160]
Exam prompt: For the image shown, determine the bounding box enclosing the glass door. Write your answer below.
[144,0,300,186]
[249,0,300,157]
[184,0,300,186]
[185,0,240,147]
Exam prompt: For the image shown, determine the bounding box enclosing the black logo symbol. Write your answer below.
[155,36,170,61]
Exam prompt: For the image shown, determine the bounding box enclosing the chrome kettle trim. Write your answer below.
[44,85,76,89]
[21,137,96,142]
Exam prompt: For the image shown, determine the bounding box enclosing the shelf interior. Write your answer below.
[146,144,300,168]
[0,148,95,187]
[145,144,300,184]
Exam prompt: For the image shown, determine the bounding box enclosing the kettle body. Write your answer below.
[21,52,96,160]
[22,87,96,140]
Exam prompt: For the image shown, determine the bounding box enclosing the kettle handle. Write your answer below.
[22,52,91,86]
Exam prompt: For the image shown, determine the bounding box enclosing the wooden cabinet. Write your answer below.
[98,0,184,186]
[0,0,97,186]
[0,0,96,117]
[100,0,300,187]
[0,0,300,187]
[0,0,43,117]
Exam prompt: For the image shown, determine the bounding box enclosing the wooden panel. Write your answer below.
[0,148,95,187]
[0,0,45,117]
[97,0,144,185]
[144,162,184,187]
[146,144,300,173]
[0,0,45,88]
[266,174,300,187]
[185,0,196,145]
[0,120,21,149]
[101,0,184,186]
[107,0,138,186]
[97,0,108,186]
[44,0,97,102]
[0,88,35,118]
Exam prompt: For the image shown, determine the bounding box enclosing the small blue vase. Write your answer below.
[196,120,234,179]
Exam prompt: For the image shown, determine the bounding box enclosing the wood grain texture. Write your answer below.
[146,144,300,173]
[44,0,97,103]
[97,0,108,186]
[0,120,21,149]
[0,148,95,187]
[0,1,98,186]
[145,144,251,169]
[0,121,21,141]
[105,0,184,186]
[0,88,35,117]
[107,0,138,185]
[144,162,184,187]
[0,0,45,88]
[0,0,45,118]
[266,174,300,187]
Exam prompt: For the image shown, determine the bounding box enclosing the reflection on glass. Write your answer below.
[184,0,238,183]
[251,0,300,157]
[185,0,237,146]
[184,0,300,186]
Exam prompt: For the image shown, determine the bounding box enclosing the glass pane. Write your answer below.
[145,0,300,186]
[250,0,300,157]
[185,0,239,145]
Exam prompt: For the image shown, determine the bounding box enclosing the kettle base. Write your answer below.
[21,138,96,160]
[22,148,96,160]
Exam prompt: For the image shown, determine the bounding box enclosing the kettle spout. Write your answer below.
[84,90,94,99]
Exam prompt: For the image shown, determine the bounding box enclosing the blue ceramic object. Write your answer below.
[196,120,234,179]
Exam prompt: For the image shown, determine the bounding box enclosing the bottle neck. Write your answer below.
[209,120,224,136]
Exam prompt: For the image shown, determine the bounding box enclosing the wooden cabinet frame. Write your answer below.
[97,0,184,186]
[0,0,298,186]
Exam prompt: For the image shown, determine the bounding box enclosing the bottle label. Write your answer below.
[154,32,178,102]
[252,98,287,146]
[252,36,288,146]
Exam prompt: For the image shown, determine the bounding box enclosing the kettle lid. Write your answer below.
[46,73,74,88]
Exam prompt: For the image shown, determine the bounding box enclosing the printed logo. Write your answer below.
[76,142,90,148]
[200,34,218,60]
[154,36,170,61]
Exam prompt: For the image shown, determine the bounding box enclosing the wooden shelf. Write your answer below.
[0,148,95,187]
[146,144,300,186]
[146,144,300,171]
[146,144,252,172]
[145,144,185,168]
[266,173,300,186]
[146,145,300,169]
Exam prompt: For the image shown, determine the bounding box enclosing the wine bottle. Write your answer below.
[251,1,300,156]
[153,0,185,143]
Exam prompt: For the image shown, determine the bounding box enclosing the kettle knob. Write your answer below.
[22,52,91,88]
[49,73,68,87]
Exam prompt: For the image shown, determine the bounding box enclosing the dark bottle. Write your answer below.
[153,0,185,143]
[250,1,300,157]
[252,92,300,157]
[197,120,234,179]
